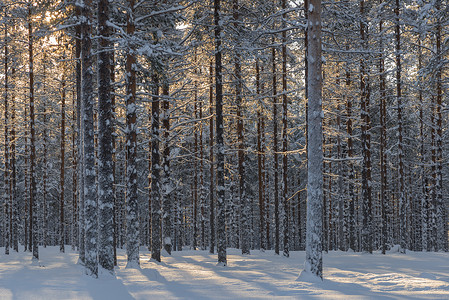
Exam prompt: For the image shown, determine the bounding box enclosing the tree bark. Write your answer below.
[360,0,372,254]
[395,0,406,252]
[304,0,323,280]
[209,60,215,254]
[60,44,66,253]
[214,0,226,266]
[81,0,98,276]
[281,0,289,258]
[162,81,172,255]
[28,2,39,262]
[233,0,249,255]
[272,38,280,256]
[98,0,114,272]
[151,73,161,262]
[126,0,140,266]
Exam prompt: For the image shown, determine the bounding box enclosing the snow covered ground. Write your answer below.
[0,246,448,299]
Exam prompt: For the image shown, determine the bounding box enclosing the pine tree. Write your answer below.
[233,0,250,256]
[150,73,161,262]
[126,0,140,267]
[281,0,289,258]
[97,0,115,273]
[395,0,406,253]
[360,0,372,254]
[214,0,226,266]
[28,1,39,262]
[162,80,173,255]
[4,10,10,255]
[59,42,66,253]
[81,0,98,277]
[303,0,323,280]
[209,60,215,254]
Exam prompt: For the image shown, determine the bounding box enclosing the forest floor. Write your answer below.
[0,246,448,299]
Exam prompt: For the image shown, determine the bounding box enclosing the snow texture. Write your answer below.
[0,247,448,299]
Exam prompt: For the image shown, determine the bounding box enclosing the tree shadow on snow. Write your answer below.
[139,267,212,299]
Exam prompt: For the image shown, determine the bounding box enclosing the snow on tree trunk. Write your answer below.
[151,73,161,263]
[417,37,425,252]
[28,3,39,262]
[302,0,323,280]
[111,52,117,266]
[97,0,115,273]
[256,61,265,252]
[162,81,173,255]
[75,3,85,264]
[233,0,250,256]
[10,65,17,253]
[214,0,226,266]
[81,0,98,277]
[272,39,280,256]
[281,0,289,258]
[126,0,140,267]
[4,16,10,255]
[378,8,388,254]
[360,0,372,254]
[60,46,66,254]
[193,76,198,250]
[434,0,445,252]
[209,60,215,254]
[71,72,78,252]
[395,0,406,253]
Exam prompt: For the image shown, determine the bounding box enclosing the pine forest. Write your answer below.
[0,0,448,287]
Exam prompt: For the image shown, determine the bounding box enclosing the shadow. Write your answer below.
[139,267,213,299]
[0,248,135,300]
[172,255,289,297]
[85,274,135,300]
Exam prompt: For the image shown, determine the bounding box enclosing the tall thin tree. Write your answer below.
[214,0,226,266]
[302,0,323,280]
[28,1,38,262]
[81,0,98,276]
[98,0,115,273]
[126,0,140,267]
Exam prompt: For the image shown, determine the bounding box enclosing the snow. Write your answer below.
[309,4,314,13]
[0,247,448,299]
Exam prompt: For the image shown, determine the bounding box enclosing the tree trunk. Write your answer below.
[193,74,198,250]
[214,0,226,266]
[418,37,426,252]
[233,0,249,255]
[209,60,215,254]
[24,105,29,252]
[111,51,117,266]
[281,0,289,258]
[81,0,98,276]
[75,2,85,264]
[71,68,78,251]
[126,0,140,266]
[303,0,323,280]
[272,38,280,256]
[60,45,66,253]
[434,0,445,252]
[151,73,161,262]
[162,81,172,255]
[4,15,10,255]
[28,3,39,262]
[10,65,17,253]
[379,11,388,254]
[360,0,372,254]
[98,0,114,272]
[256,61,265,251]
[395,0,406,252]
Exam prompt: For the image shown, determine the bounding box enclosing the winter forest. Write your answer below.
[0,0,449,297]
